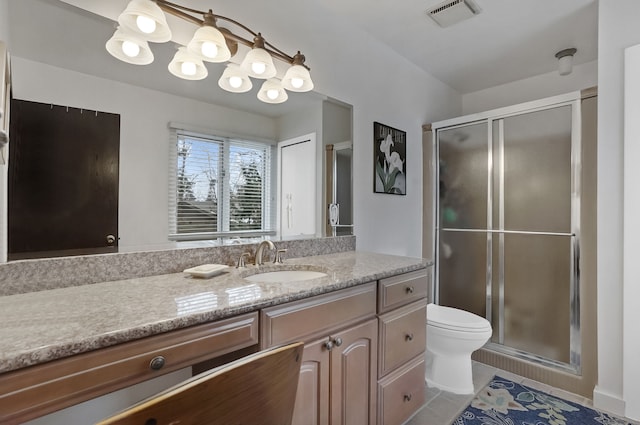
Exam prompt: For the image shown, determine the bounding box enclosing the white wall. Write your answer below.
[11,58,279,251]
[623,43,640,421]
[595,1,640,418]
[462,60,597,115]
[0,0,8,42]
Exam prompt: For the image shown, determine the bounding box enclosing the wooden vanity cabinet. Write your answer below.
[0,267,430,424]
[0,312,259,424]
[261,283,378,425]
[376,268,430,425]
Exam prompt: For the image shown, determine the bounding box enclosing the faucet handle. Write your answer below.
[274,249,288,264]
[237,252,251,268]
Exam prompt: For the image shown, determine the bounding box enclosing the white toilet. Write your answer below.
[425,303,492,394]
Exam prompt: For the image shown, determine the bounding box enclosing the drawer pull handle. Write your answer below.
[405,333,414,342]
[149,356,166,371]
[403,393,413,402]
[405,286,415,294]
[333,337,343,347]
[323,340,334,351]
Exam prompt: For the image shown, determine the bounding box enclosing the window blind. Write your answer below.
[169,129,275,241]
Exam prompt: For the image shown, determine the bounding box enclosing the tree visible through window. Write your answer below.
[171,131,273,240]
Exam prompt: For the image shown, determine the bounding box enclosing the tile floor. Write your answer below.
[405,361,640,425]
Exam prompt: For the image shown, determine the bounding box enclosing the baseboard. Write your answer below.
[593,385,626,417]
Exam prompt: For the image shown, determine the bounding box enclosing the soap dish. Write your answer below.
[183,264,229,278]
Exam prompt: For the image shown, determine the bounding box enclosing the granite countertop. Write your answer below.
[0,251,430,374]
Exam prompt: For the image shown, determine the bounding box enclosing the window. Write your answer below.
[169,129,275,241]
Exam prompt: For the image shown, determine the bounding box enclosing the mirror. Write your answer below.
[3,0,353,260]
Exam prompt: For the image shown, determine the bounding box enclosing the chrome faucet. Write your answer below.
[254,240,276,265]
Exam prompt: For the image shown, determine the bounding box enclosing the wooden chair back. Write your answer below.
[97,342,304,425]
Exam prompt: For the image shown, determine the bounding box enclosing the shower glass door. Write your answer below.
[437,121,489,318]
[436,99,580,372]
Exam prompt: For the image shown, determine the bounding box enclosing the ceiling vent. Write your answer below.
[426,0,481,28]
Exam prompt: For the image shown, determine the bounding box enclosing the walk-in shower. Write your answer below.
[431,92,585,374]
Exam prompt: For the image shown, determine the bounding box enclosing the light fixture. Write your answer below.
[257,79,288,104]
[168,47,208,80]
[105,26,154,65]
[186,12,232,63]
[218,64,252,93]
[107,0,314,104]
[240,34,277,79]
[117,0,172,43]
[282,52,314,92]
[555,48,577,76]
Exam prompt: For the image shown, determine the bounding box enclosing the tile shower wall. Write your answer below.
[0,236,356,296]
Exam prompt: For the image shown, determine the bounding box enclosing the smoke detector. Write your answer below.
[426,0,482,28]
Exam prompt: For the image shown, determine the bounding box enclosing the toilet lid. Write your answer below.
[427,303,491,332]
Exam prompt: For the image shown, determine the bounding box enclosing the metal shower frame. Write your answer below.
[430,91,582,374]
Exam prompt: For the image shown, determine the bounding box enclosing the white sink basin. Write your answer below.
[245,270,327,283]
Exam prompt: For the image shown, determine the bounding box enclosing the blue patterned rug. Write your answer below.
[452,376,634,425]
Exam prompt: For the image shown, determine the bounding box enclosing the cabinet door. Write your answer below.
[330,319,378,425]
[292,338,330,425]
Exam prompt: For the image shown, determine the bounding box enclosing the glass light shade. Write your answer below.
[257,79,288,104]
[241,47,277,79]
[118,0,172,43]
[218,64,252,93]
[187,25,231,63]
[105,27,154,65]
[281,64,314,92]
[168,47,208,80]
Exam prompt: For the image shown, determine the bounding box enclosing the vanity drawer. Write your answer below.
[377,355,426,425]
[0,312,259,424]
[260,282,376,348]
[378,269,429,313]
[378,299,427,377]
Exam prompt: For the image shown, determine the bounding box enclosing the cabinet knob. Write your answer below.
[333,337,343,347]
[405,333,414,342]
[149,356,166,371]
[323,340,334,351]
[405,286,415,294]
[403,393,413,402]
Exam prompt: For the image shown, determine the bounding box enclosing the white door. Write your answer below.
[279,134,316,237]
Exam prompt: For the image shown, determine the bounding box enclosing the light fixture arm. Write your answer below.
[154,0,309,69]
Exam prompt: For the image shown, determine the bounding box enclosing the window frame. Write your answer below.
[168,127,276,242]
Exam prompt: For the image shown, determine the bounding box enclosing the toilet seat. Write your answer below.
[427,303,491,333]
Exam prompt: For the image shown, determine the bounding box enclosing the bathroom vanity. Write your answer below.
[0,250,430,425]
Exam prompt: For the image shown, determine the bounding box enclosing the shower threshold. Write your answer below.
[482,341,581,375]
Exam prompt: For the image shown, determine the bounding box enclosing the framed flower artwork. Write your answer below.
[373,122,406,195]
